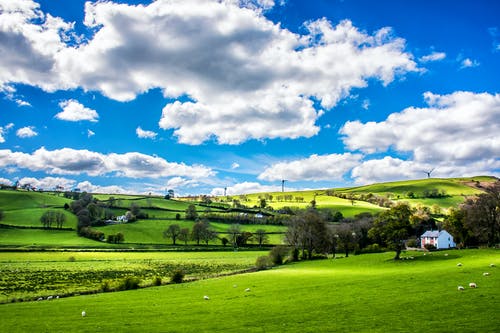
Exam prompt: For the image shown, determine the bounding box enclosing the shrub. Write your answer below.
[118,276,141,290]
[153,276,162,286]
[361,243,385,253]
[255,256,271,270]
[170,269,185,284]
[68,256,76,262]
[101,280,112,292]
[424,243,437,251]
[269,246,289,265]
[406,237,418,248]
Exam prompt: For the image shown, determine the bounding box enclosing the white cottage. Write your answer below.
[420,230,456,249]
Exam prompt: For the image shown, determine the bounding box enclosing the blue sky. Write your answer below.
[0,0,499,196]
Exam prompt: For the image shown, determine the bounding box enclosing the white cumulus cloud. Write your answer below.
[136,127,157,139]
[340,91,500,183]
[0,0,417,145]
[16,126,38,138]
[0,147,214,179]
[419,51,446,62]
[0,123,15,143]
[258,153,362,182]
[55,100,99,122]
[210,181,282,196]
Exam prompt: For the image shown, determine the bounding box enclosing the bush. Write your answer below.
[255,256,271,270]
[153,276,162,286]
[361,243,385,253]
[170,269,185,284]
[424,243,437,251]
[406,237,418,248]
[118,276,141,290]
[68,256,76,262]
[269,246,289,265]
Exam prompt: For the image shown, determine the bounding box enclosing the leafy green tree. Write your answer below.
[163,224,181,245]
[178,227,190,245]
[462,182,500,246]
[227,224,241,248]
[285,208,329,260]
[443,207,470,248]
[333,222,358,257]
[254,229,269,248]
[191,220,209,245]
[369,203,414,260]
[185,204,198,220]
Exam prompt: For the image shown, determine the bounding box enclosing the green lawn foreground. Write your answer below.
[0,249,498,332]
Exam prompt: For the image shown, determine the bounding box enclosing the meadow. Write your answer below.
[0,251,265,303]
[0,249,498,332]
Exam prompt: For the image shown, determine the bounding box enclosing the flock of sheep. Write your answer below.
[456,262,495,291]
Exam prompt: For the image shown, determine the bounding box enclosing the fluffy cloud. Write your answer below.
[0,123,14,143]
[55,100,99,122]
[76,180,132,195]
[136,127,157,139]
[0,147,214,179]
[0,0,417,145]
[341,91,500,161]
[460,58,480,69]
[210,181,282,196]
[258,153,362,181]
[18,176,76,191]
[419,51,446,62]
[0,177,13,185]
[351,156,500,185]
[16,126,38,138]
[341,91,500,183]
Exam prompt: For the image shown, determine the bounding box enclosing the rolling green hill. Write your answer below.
[0,176,496,248]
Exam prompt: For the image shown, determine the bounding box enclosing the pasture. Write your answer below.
[0,251,265,303]
[0,249,498,332]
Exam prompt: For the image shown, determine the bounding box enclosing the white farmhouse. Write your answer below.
[420,230,456,249]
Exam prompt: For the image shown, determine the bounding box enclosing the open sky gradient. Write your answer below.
[0,0,499,196]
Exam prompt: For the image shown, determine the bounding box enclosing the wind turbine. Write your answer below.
[424,168,435,178]
[281,179,287,193]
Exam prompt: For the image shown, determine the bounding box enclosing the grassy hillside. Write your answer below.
[0,249,498,332]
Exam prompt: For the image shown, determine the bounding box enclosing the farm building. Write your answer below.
[420,230,456,249]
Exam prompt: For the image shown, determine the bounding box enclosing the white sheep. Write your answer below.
[469,282,477,288]
[203,295,210,300]
[47,296,53,300]
[490,263,496,267]
[37,297,43,301]
[56,295,59,299]
[81,311,86,317]
[457,263,462,267]
[444,253,449,257]
[245,288,251,292]
[483,272,490,276]
[457,286,465,291]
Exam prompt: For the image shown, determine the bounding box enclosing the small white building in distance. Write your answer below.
[421,230,456,249]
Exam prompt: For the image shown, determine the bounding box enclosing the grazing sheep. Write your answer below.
[47,296,53,300]
[81,311,86,317]
[37,297,43,301]
[245,288,251,292]
[457,263,462,267]
[490,263,496,267]
[469,282,477,288]
[483,272,490,276]
[56,296,59,299]
[203,295,209,300]
[444,253,449,256]
[457,286,465,291]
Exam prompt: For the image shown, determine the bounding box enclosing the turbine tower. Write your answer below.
[425,168,435,178]
[281,179,287,193]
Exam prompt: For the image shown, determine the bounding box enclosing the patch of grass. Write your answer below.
[0,249,497,332]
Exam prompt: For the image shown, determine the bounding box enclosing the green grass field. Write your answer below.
[0,249,497,332]
[0,251,265,303]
